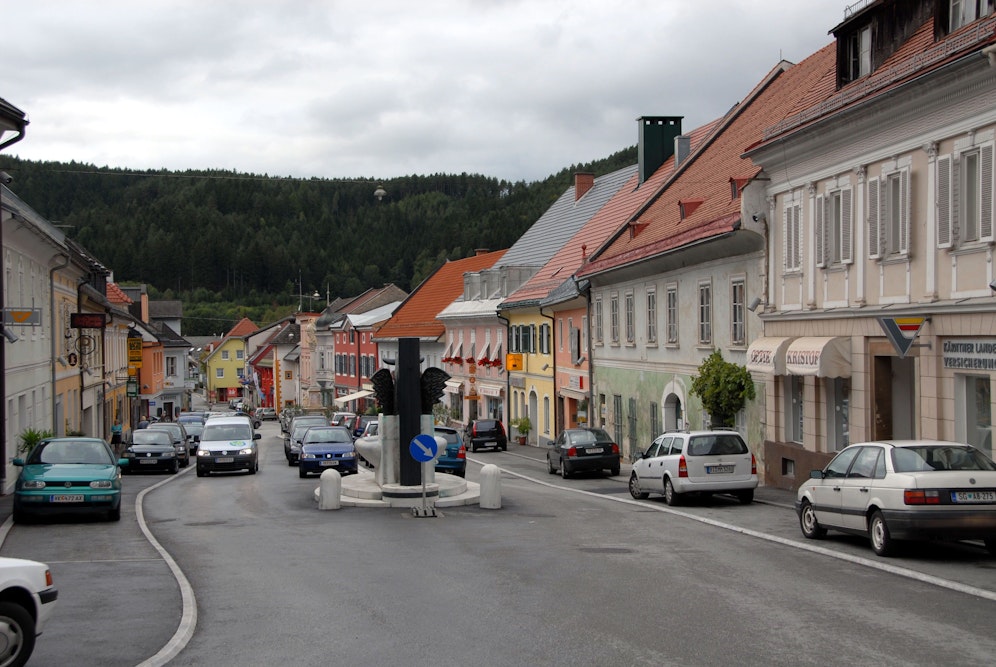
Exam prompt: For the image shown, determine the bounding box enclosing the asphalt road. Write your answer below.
[3,420,996,666]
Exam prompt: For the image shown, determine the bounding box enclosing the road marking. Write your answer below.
[473,456,996,604]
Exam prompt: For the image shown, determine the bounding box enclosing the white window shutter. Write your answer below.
[782,206,791,271]
[792,205,802,270]
[841,188,853,263]
[815,194,826,268]
[867,177,880,258]
[899,168,910,254]
[981,143,993,242]
[937,155,952,248]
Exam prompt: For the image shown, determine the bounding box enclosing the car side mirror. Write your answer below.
[809,469,824,479]
[253,420,262,429]
[193,435,200,442]
[12,458,24,466]
[253,433,261,440]
[118,458,130,466]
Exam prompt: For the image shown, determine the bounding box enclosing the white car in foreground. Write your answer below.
[0,556,58,667]
[796,440,996,557]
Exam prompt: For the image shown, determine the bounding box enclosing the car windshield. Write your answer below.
[202,425,253,441]
[183,423,204,435]
[150,425,180,438]
[892,445,996,472]
[28,440,113,465]
[132,432,171,446]
[304,428,352,444]
[687,434,748,456]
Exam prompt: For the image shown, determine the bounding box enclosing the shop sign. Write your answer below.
[878,317,927,359]
[942,339,996,371]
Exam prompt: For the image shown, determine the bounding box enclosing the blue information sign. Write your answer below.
[409,434,438,463]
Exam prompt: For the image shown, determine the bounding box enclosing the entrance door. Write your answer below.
[872,356,915,440]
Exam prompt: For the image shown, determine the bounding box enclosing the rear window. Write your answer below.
[202,425,253,441]
[892,445,996,472]
[686,434,748,456]
[435,429,459,444]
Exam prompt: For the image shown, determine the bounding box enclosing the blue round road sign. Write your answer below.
[409,433,438,463]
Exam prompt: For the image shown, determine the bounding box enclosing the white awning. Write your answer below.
[478,384,503,397]
[558,387,587,401]
[334,389,373,405]
[490,342,503,362]
[785,337,851,378]
[746,336,795,375]
[443,379,464,394]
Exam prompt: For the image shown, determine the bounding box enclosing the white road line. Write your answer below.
[478,457,996,604]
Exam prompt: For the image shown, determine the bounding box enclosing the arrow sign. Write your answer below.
[409,433,438,463]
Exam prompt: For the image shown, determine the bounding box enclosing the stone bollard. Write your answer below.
[318,469,342,510]
[479,463,501,509]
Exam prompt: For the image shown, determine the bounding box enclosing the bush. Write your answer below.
[690,350,755,428]
[17,428,54,455]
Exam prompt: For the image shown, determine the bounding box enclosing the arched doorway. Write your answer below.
[662,379,686,431]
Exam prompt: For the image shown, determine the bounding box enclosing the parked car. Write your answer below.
[255,407,278,421]
[434,426,466,478]
[284,415,330,464]
[467,419,507,452]
[796,440,996,556]
[0,556,58,667]
[298,426,358,478]
[196,417,261,476]
[354,420,379,467]
[629,429,757,505]
[330,411,356,427]
[348,414,377,439]
[547,427,620,478]
[147,422,191,467]
[177,416,205,453]
[123,429,180,474]
[12,437,127,522]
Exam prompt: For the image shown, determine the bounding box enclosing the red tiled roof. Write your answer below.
[106,282,133,305]
[504,119,722,306]
[581,45,836,275]
[376,250,507,339]
[226,317,258,338]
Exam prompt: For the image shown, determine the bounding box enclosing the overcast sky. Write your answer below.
[3,1,850,184]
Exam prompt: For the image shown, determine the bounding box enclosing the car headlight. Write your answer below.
[162,451,175,458]
[197,449,209,457]
[239,447,254,456]
[22,480,46,489]
[90,480,113,489]
[343,450,357,458]
[300,453,316,460]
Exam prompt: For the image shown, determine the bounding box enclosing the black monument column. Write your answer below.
[398,338,422,486]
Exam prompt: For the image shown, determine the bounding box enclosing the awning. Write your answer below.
[746,336,795,375]
[477,342,490,363]
[558,387,587,401]
[443,379,464,394]
[334,389,373,405]
[785,337,851,378]
[478,384,504,397]
[490,342,503,362]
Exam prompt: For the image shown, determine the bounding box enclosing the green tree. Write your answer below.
[690,351,755,428]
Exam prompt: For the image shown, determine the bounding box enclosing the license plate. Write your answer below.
[586,448,603,454]
[140,459,159,464]
[51,494,84,503]
[707,465,735,474]
[952,490,996,503]
[320,460,338,467]
[485,441,496,446]
[215,457,234,463]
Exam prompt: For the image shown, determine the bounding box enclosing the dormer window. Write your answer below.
[844,25,871,83]
[950,0,995,31]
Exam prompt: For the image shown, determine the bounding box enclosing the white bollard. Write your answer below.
[479,463,501,509]
[318,469,342,510]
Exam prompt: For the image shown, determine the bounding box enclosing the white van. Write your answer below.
[196,416,260,477]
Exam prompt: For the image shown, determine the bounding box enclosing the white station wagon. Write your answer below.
[796,440,996,557]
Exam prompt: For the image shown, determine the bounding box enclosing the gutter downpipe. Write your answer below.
[49,253,71,436]
[496,311,510,434]
[539,305,557,442]
[0,125,27,493]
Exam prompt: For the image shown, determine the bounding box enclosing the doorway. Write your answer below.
[872,355,915,440]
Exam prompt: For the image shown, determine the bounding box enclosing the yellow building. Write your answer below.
[204,318,257,406]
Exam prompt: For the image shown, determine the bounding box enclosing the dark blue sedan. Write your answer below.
[434,426,466,478]
[298,426,358,478]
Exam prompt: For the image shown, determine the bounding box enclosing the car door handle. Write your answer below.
[860,488,869,493]
[832,486,841,492]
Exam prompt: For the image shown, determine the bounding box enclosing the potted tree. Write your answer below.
[513,416,532,445]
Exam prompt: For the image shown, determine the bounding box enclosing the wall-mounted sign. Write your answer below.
[506,353,523,371]
[3,308,41,326]
[942,339,996,370]
[127,338,143,363]
[878,316,927,359]
[70,312,106,329]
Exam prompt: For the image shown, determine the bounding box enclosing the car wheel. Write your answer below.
[736,489,754,504]
[628,473,649,499]
[170,461,179,474]
[108,506,121,522]
[0,600,36,667]
[547,456,556,475]
[471,442,478,453]
[609,466,620,477]
[287,458,294,466]
[11,507,29,525]
[664,477,680,506]
[869,510,896,557]
[560,458,571,479]
[457,471,466,478]
[299,467,308,479]
[799,500,827,539]
[984,537,996,556]
[196,468,206,478]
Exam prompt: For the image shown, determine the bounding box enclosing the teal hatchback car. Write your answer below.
[12,437,128,523]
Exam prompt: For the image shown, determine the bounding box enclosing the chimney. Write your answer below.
[638,116,683,184]
[674,135,691,167]
[474,248,491,256]
[575,172,595,201]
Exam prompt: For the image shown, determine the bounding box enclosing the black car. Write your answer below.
[284,416,330,464]
[547,427,621,478]
[467,419,508,452]
[147,422,191,467]
[123,430,180,474]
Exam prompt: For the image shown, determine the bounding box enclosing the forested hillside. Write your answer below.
[3,147,636,334]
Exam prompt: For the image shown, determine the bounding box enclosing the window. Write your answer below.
[236,349,244,360]
[951,0,995,31]
[581,316,588,354]
[937,141,993,248]
[666,285,678,344]
[236,368,245,378]
[559,319,564,352]
[539,323,551,355]
[609,295,619,343]
[868,167,911,258]
[844,25,871,82]
[650,402,660,439]
[731,280,745,346]
[646,289,657,344]
[624,293,635,343]
[594,298,603,343]
[831,377,850,450]
[789,376,804,444]
[628,397,637,444]
[216,368,224,379]
[349,354,356,376]
[698,282,712,345]
[784,201,802,271]
[221,350,230,361]
[166,357,177,377]
[613,395,623,446]
[816,188,853,266]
